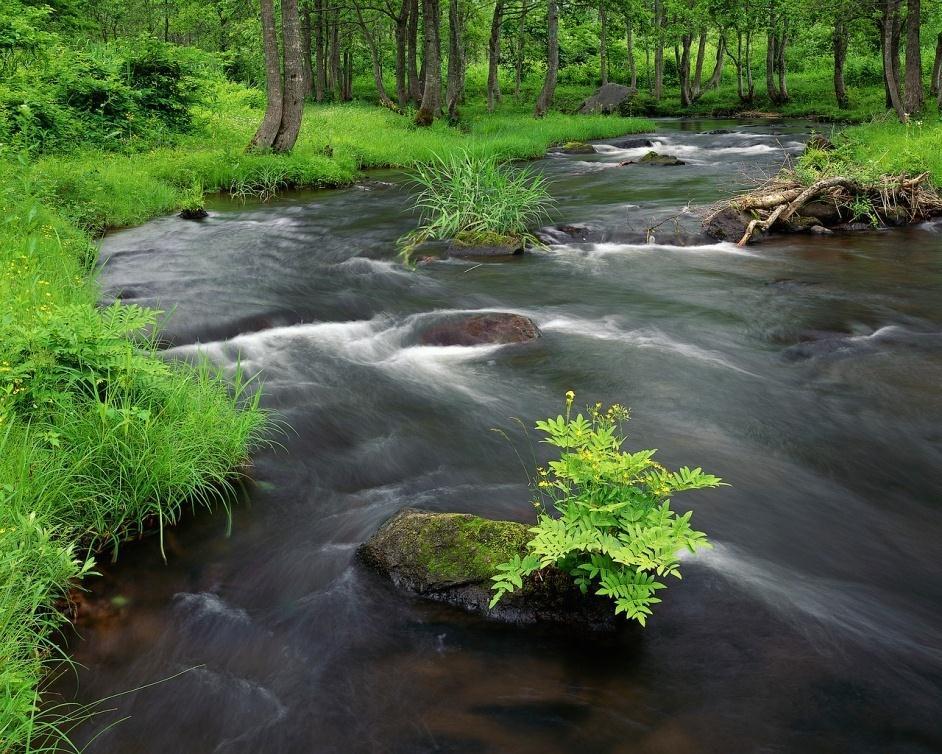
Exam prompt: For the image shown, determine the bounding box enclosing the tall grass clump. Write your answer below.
[399,151,555,261]
[0,179,266,751]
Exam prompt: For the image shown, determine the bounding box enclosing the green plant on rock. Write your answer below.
[490,392,723,625]
[398,150,554,263]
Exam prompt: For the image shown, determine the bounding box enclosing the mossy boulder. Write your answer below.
[620,151,686,167]
[358,508,617,630]
[447,231,525,258]
[556,141,596,155]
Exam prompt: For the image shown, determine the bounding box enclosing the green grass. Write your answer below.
[399,151,554,260]
[0,167,265,751]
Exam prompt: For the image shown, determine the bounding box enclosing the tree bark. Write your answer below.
[706,31,725,90]
[691,28,707,98]
[248,0,283,150]
[300,4,314,97]
[515,0,529,96]
[314,0,326,101]
[833,20,849,109]
[354,0,399,109]
[343,48,353,100]
[626,15,637,89]
[272,0,304,152]
[766,31,781,103]
[745,28,754,101]
[599,1,608,86]
[904,0,922,114]
[407,0,423,103]
[330,9,342,100]
[416,0,442,124]
[487,0,504,111]
[653,0,664,101]
[931,31,942,97]
[679,32,693,106]
[882,0,908,121]
[534,0,558,116]
[395,0,409,107]
[446,0,466,120]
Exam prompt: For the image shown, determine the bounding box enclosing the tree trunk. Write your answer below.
[272,0,304,152]
[706,31,725,90]
[931,31,942,97]
[691,28,707,98]
[330,9,342,100]
[679,33,693,106]
[515,0,529,96]
[653,0,664,101]
[776,20,788,102]
[904,0,922,114]
[395,0,409,107]
[248,0,283,150]
[343,48,353,100]
[354,0,399,109]
[445,0,466,120]
[766,32,781,103]
[416,0,442,124]
[487,0,504,111]
[882,0,907,121]
[735,31,744,101]
[407,0,422,104]
[300,4,314,97]
[745,28,754,101]
[626,15,637,90]
[314,0,326,101]
[534,0,558,117]
[599,1,608,86]
[833,20,849,109]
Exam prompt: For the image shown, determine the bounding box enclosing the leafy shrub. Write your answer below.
[491,393,722,625]
[399,151,554,261]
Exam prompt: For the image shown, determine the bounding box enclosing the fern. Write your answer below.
[490,393,724,625]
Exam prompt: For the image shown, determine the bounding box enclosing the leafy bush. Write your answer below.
[398,151,555,261]
[491,393,722,624]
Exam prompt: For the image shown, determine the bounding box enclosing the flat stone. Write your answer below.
[417,312,540,347]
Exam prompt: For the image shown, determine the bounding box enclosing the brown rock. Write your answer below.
[417,312,540,347]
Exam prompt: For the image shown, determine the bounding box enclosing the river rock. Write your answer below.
[620,151,685,167]
[702,128,734,135]
[179,208,208,220]
[612,137,655,149]
[358,508,616,630]
[703,207,752,241]
[417,312,540,347]
[578,83,637,115]
[447,235,524,258]
[556,141,596,155]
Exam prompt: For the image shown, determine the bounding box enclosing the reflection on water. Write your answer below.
[57,120,942,753]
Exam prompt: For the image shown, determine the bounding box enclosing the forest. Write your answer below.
[1,0,941,751]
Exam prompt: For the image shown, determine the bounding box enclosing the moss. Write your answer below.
[451,230,522,249]
[414,513,530,583]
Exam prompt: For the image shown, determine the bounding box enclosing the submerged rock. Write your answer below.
[417,312,540,347]
[555,141,596,155]
[703,207,752,241]
[612,137,655,149]
[358,508,616,629]
[620,151,685,167]
[179,208,209,220]
[447,232,524,258]
[578,83,637,115]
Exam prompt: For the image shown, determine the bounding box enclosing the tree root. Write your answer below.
[703,171,942,246]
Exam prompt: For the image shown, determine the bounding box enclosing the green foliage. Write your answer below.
[491,393,723,625]
[398,151,555,261]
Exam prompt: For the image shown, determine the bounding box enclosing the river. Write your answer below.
[57,120,942,753]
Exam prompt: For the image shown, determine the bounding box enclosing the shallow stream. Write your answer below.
[59,120,942,753]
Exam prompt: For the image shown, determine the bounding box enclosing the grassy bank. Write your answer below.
[0,84,652,751]
[24,83,654,234]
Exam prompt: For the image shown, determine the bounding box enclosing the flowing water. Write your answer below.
[57,120,942,753]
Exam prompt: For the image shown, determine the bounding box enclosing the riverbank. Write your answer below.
[0,89,653,752]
